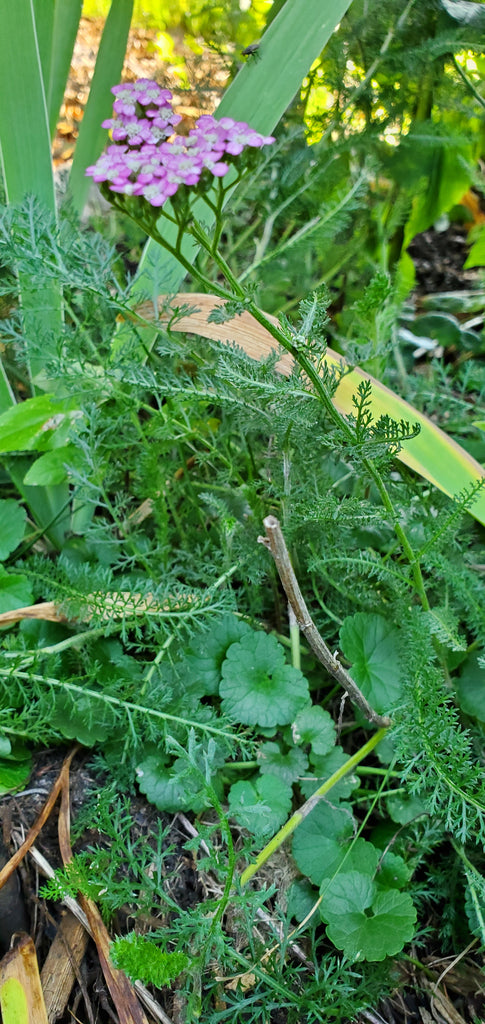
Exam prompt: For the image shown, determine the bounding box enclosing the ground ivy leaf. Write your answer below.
[291,705,336,756]
[0,755,32,795]
[300,746,359,803]
[286,879,320,928]
[0,569,32,613]
[322,872,416,961]
[220,632,309,727]
[317,838,380,886]
[136,751,209,813]
[292,801,354,886]
[339,612,403,713]
[51,693,117,746]
[257,741,308,785]
[0,499,26,559]
[228,774,292,837]
[455,654,485,721]
[185,614,253,695]
[385,792,429,825]
[377,851,412,890]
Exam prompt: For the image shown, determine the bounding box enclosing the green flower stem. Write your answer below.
[240,727,388,887]
[146,220,233,301]
[362,459,430,612]
[184,227,432,613]
[139,199,432,614]
[453,54,485,111]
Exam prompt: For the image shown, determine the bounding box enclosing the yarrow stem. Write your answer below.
[87,79,431,611]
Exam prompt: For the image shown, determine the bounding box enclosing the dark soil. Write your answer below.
[408,223,479,296]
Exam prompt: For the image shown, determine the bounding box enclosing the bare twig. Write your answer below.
[258,515,391,728]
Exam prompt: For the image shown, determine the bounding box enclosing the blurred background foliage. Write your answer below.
[79,0,485,339]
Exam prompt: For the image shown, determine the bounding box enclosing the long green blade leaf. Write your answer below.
[0,2,71,544]
[0,0,55,210]
[130,0,353,300]
[157,293,485,528]
[68,0,134,214]
[47,0,84,139]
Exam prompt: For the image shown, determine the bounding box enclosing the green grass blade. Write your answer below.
[32,0,54,101]
[130,0,353,300]
[0,362,16,415]
[0,1,63,383]
[68,0,134,214]
[0,2,70,544]
[46,0,84,140]
[0,1,55,210]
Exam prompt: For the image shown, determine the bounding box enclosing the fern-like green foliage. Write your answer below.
[110,934,190,987]
[1,177,485,1004]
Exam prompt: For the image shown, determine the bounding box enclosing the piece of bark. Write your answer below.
[40,910,89,1023]
[0,933,49,1024]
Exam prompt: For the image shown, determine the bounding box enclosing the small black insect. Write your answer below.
[241,42,261,60]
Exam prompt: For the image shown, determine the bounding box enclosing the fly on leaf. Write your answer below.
[241,42,261,60]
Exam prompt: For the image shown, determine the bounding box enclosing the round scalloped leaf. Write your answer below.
[257,742,308,785]
[0,568,32,614]
[317,839,380,887]
[339,613,403,713]
[0,755,32,795]
[291,705,336,756]
[0,500,26,560]
[292,801,354,886]
[228,773,292,837]
[185,614,253,695]
[286,880,320,928]
[385,792,429,825]
[454,654,485,722]
[300,746,360,803]
[377,851,412,891]
[136,751,209,813]
[220,632,309,727]
[321,871,416,961]
[50,693,117,746]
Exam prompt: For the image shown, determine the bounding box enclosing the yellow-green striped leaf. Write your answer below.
[155,293,485,527]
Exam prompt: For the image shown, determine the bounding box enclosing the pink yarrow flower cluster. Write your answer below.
[86,79,275,208]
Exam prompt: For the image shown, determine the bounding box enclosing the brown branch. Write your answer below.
[258,515,391,728]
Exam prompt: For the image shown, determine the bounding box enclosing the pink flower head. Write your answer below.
[87,79,276,209]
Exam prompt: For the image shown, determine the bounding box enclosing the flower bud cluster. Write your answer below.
[86,79,275,209]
